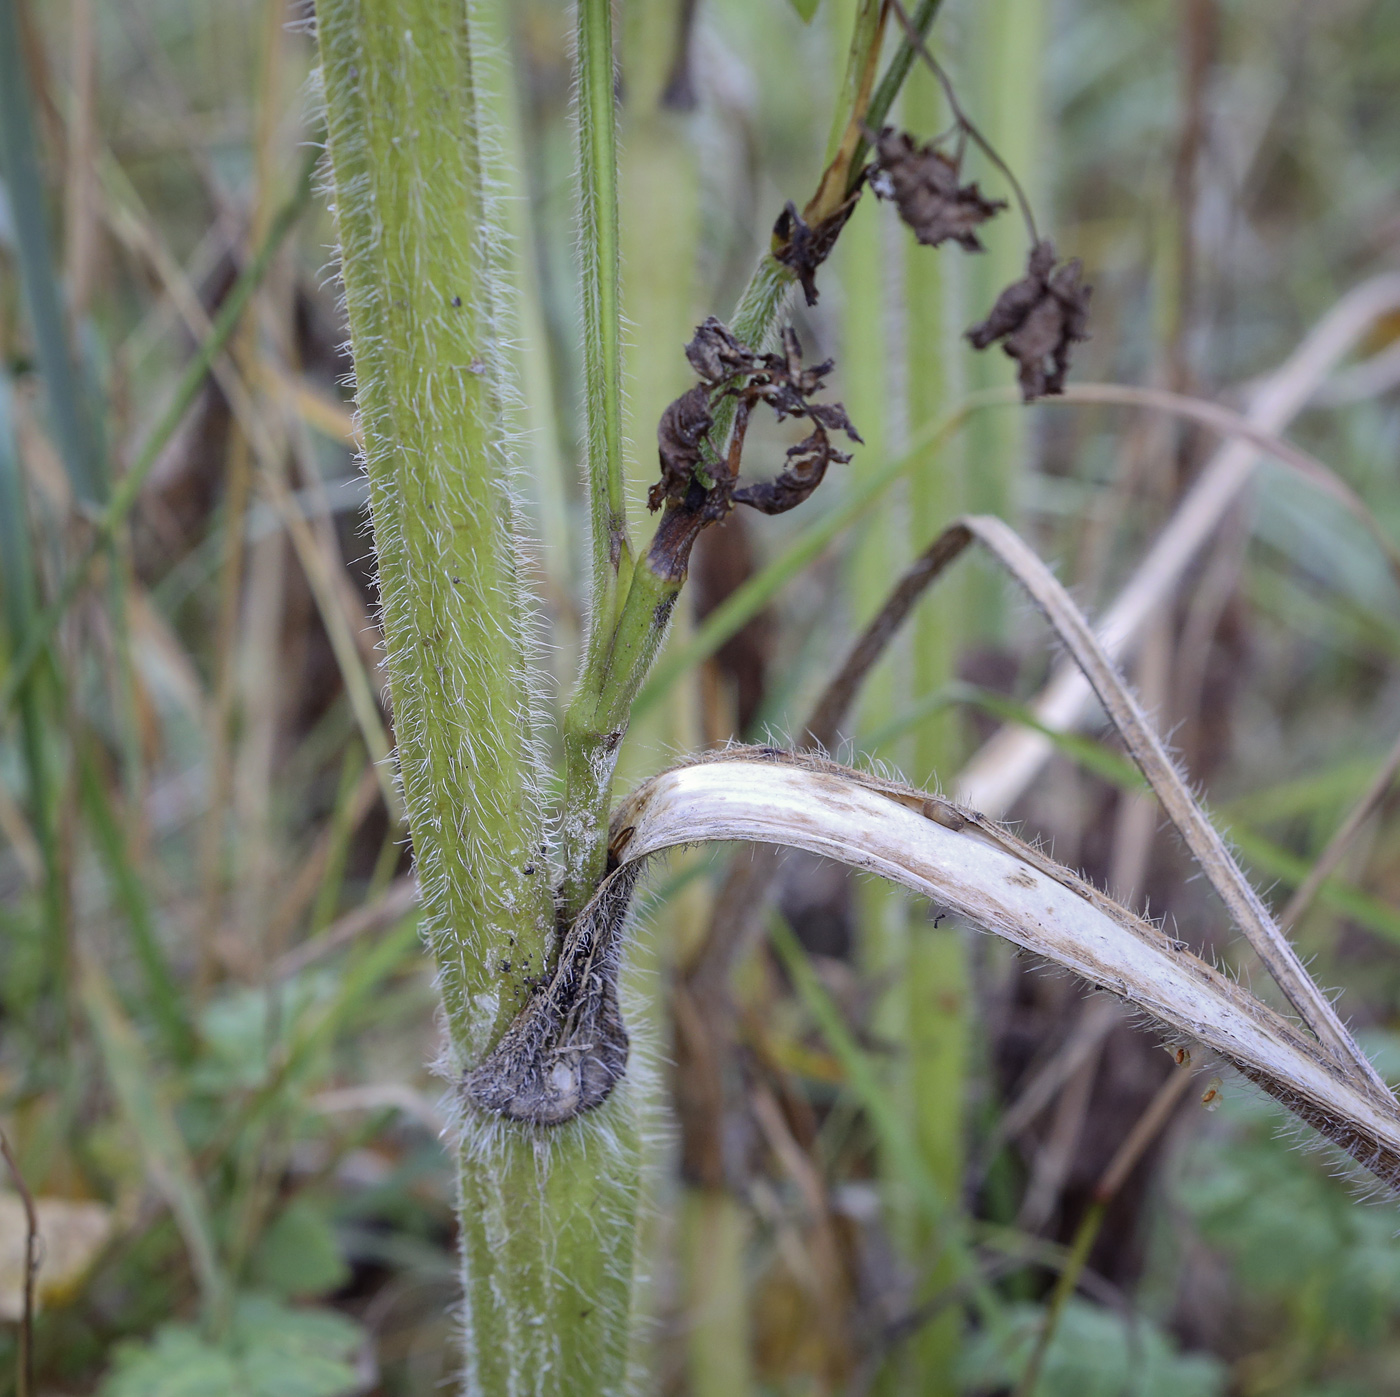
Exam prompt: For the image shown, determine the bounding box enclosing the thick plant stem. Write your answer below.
[317,3,638,1390]
[317,0,553,1053]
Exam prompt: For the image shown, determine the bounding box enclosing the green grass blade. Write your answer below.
[78,747,194,1061]
[1225,826,1400,946]
[865,683,1149,793]
[769,912,945,1223]
[0,153,316,721]
[0,0,105,504]
[0,376,66,1009]
[79,955,227,1323]
[0,380,38,642]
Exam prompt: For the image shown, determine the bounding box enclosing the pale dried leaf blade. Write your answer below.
[611,752,1400,1188]
[958,513,1389,1098]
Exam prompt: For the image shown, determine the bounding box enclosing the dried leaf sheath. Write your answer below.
[465,747,1400,1189]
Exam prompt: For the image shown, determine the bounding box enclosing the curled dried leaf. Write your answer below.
[727,330,861,515]
[967,239,1092,401]
[646,319,860,579]
[771,188,862,307]
[685,317,759,388]
[651,384,715,513]
[870,127,1006,251]
[733,425,853,515]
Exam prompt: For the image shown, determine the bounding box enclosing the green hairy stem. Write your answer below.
[315,0,956,1382]
[317,0,552,1056]
[559,0,635,921]
[316,2,637,1389]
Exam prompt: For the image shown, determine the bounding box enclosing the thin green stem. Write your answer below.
[822,0,886,166]
[1013,1202,1104,1397]
[559,0,635,921]
[858,0,947,172]
[577,0,631,635]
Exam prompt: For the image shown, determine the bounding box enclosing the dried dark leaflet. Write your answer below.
[967,239,1093,401]
[870,126,1006,251]
[733,401,860,515]
[647,318,861,577]
[771,185,863,307]
[685,315,760,386]
[649,384,715,512]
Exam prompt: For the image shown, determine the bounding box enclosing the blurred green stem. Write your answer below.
[899,55,967,1395]
[965,0,1043,636]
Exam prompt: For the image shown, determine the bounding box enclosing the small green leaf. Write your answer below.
[102,1327,239,1397]
[231,1295,363,1397]
[787,0,822,22]
[100,1295,363,1397]
[956,1298,1224,1397]
[250,1199,351,1300]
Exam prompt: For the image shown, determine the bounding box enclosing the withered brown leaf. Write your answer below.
[870,127,1006,252]
[651,384,715,513]
[647,319,861,579]
[684,316,759,387]
[732,425,854,515]
[966,239,1092,400]
[771,189,861,308]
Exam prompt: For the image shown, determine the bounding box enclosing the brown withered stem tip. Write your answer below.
[870,126,1006,252]
[967,240,1092,401]
[647,318,861,582]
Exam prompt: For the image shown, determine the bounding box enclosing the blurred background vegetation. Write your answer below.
[1,0,1400,1392]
